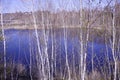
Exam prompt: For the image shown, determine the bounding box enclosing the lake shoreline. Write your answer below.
[1,25,105,30]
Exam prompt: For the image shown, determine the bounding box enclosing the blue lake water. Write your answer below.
[0,29,113,72]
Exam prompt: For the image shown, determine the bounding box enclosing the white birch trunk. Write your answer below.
[112,1,117,80]
[42,11,51,80]
[0,2,7,80]
[31,0,45,79]
[62,13,71,80]
[79,0,85,80]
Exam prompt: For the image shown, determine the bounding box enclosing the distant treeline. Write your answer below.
[1,3,120,29]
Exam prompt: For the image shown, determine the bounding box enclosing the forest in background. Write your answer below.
[0,1,120,30]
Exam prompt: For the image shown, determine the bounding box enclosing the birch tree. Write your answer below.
[112,1,118,80]
[0,0,7,80]
[30,0,46,79]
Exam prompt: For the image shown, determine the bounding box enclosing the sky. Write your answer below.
[0,0,117,13]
